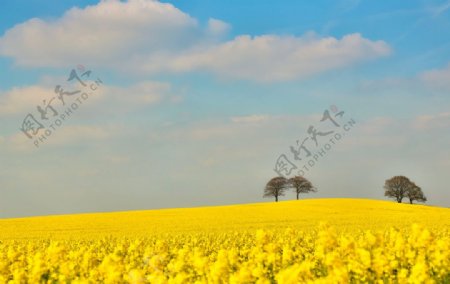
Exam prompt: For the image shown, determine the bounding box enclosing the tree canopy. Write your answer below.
[289,176,316,200]
[384,176,426,204]
[263,177,289,202]
[264,176,316,202]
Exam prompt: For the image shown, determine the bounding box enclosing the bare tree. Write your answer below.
[384,176,416,203]
[406,184,427,204]
[264,177,289,202]
[289,176,316,200]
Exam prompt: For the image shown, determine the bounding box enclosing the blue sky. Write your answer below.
[0,0,449,217]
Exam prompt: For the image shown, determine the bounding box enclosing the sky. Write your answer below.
[0,0,449,218]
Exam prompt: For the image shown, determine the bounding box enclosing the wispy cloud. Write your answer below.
[155,33,390,82]
[231,115,269,123]
[0,85,54,116]
[4,124,115,152]
[429,0,450,17]
[356,61,450,93]
[420,62,450,91]
[413,112,450,130]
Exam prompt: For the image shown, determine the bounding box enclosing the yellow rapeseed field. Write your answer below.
[0,198,449,283]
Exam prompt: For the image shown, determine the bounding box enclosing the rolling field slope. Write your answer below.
[0,198,448,239]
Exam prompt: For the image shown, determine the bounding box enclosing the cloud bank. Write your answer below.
[0,0,390,82]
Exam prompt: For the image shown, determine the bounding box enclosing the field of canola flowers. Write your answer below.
[0,198,449,283]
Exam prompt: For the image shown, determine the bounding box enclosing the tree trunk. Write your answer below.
[409,199,413,204]
[296,193,299,200]
[275,196,278,202]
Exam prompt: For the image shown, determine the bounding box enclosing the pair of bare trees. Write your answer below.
[384,176,427,204]
[263,176,316,202]
[264,175,427,204]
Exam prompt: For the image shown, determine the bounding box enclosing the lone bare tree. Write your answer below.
[264,177,289,202]
[289,176,316,200]
[384,176,418,203]
[406,185,427,204]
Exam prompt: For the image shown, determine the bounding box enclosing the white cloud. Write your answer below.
[413,112,450,130]
[358,117,394,135]
[206,18,231,37]
[51,125,111,142]
[0,86,54,116]
[0,79,174,118]
[356,77,414,93]
[105,81,172,107]
[356,62,450,94]
[231,115,269,123]
[0,0,201,67]
[0,0,390,82]
[338,117,407,148]
[105,155,131,164]
[5,125,115,152]
[149,114,319,143]
[420,63,450,90]
[158,33,391,82]
[339,114,450,150]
